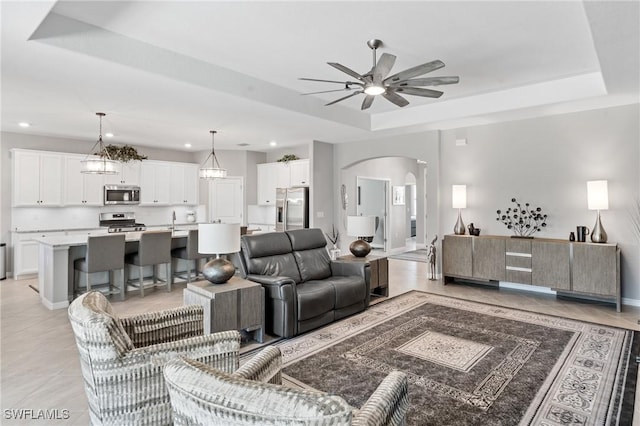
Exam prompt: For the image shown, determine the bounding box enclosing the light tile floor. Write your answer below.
[1,260,639,425]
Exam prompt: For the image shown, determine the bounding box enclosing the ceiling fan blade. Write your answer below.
[382,91,410,108]
[325,90,364,106]
[302,88,355,95]
[299,77,363,86]
[327,62,365,81]
[373,53,396,80]
[394,87,443,98]
[361,95,375,110]
[383,60,445,84]
[390,76,459,87]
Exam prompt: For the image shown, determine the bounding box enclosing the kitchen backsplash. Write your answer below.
[12,204,208,232]
[247,204,275,225]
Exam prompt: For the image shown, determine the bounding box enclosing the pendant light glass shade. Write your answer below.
[81,112,118,175]
[199,130,227,179]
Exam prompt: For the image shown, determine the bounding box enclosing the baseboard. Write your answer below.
[621,297,640,307]
[499,282,557,295]
[40,297,69,310]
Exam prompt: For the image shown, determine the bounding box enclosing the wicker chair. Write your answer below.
[164,348,410,426]
[68,291,249,425]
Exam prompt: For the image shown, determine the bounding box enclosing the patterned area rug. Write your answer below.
[388,249,429,263]
[276,291,638,425]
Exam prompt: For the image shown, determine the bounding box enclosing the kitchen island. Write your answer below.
[34,230,190,310]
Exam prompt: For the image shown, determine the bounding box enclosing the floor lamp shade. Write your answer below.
[587,180,608,243]
[347,216,376,257]
[452,185,467,235]
[198,223,241,284]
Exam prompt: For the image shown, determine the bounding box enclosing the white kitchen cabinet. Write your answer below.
[140,161,171,205]
[12,231,66,279]
[64,155,104,206]
[256,159,310,205]
[288,159,310,186]
[104,161,141,185]
[170,163,199,205]
[13,150,63,207]
[257,163,279,205]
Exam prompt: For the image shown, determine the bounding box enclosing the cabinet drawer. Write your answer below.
[505,254,532,269]
[506,239,531,254]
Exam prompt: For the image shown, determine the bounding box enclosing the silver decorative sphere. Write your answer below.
[202,258,235,284]
[349,239,371,258]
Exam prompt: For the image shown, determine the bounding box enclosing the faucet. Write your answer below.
[171,210,176,230]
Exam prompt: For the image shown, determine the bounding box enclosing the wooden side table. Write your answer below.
[338,254,389,297]
[183,276,264,343]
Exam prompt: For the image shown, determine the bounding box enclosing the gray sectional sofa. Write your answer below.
[236,228,371,338]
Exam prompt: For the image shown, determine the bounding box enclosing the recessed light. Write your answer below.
[18,122,30,128]
[105,132,114,138]
[184,143,192,148]
[270,141,277,147]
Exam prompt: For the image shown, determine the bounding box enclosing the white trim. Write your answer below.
[505,266,532,273]
[40,297,69,310]
[621,297,640,307]
[505,252,532,258]
[499,281,557,295]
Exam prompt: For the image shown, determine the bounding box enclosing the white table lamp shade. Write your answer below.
[452,185,467,209]
[198,223,241,254]
[347,216,376,237]
[587,180,609,210]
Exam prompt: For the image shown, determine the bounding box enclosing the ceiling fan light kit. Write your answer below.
[301,39,459,110]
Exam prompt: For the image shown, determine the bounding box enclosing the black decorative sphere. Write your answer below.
[202,258,235,284]
[349,239,371,258]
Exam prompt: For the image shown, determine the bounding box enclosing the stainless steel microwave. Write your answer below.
[104,185,140,205]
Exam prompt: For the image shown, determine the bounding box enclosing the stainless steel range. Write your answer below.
[99,212,147,233]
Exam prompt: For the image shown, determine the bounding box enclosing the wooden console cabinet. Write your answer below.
[442,234,621,311]
[338,254,388,296]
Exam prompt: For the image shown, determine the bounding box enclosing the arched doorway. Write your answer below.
[340,156,427,255]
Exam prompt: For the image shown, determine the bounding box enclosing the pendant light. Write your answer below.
[199,130,227,179]
[81,112,118,174]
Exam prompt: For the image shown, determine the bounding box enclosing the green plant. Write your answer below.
[97,144,147,162]
[277,154,299,163]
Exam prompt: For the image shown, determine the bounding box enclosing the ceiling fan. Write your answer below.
[300,39,459,110]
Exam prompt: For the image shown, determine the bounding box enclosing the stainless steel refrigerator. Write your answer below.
[276,187,309,231]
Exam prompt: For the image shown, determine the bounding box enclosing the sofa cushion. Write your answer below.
[312,276,367,310]
[294,248,332,282]
[296,281,335,321]
[240,233,302,283]
[287,229,332,282]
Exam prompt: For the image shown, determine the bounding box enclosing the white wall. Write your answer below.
[438,104,640,300]
[310,141,334,232]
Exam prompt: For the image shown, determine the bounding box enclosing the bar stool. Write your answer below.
[74,234,126,300]
[125,231,172,297]
[171,229,209,284]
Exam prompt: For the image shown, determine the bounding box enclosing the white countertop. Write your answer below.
[34,230,190,247]
[13,222,202,234]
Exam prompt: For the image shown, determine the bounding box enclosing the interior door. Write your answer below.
[210,177,244,224]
